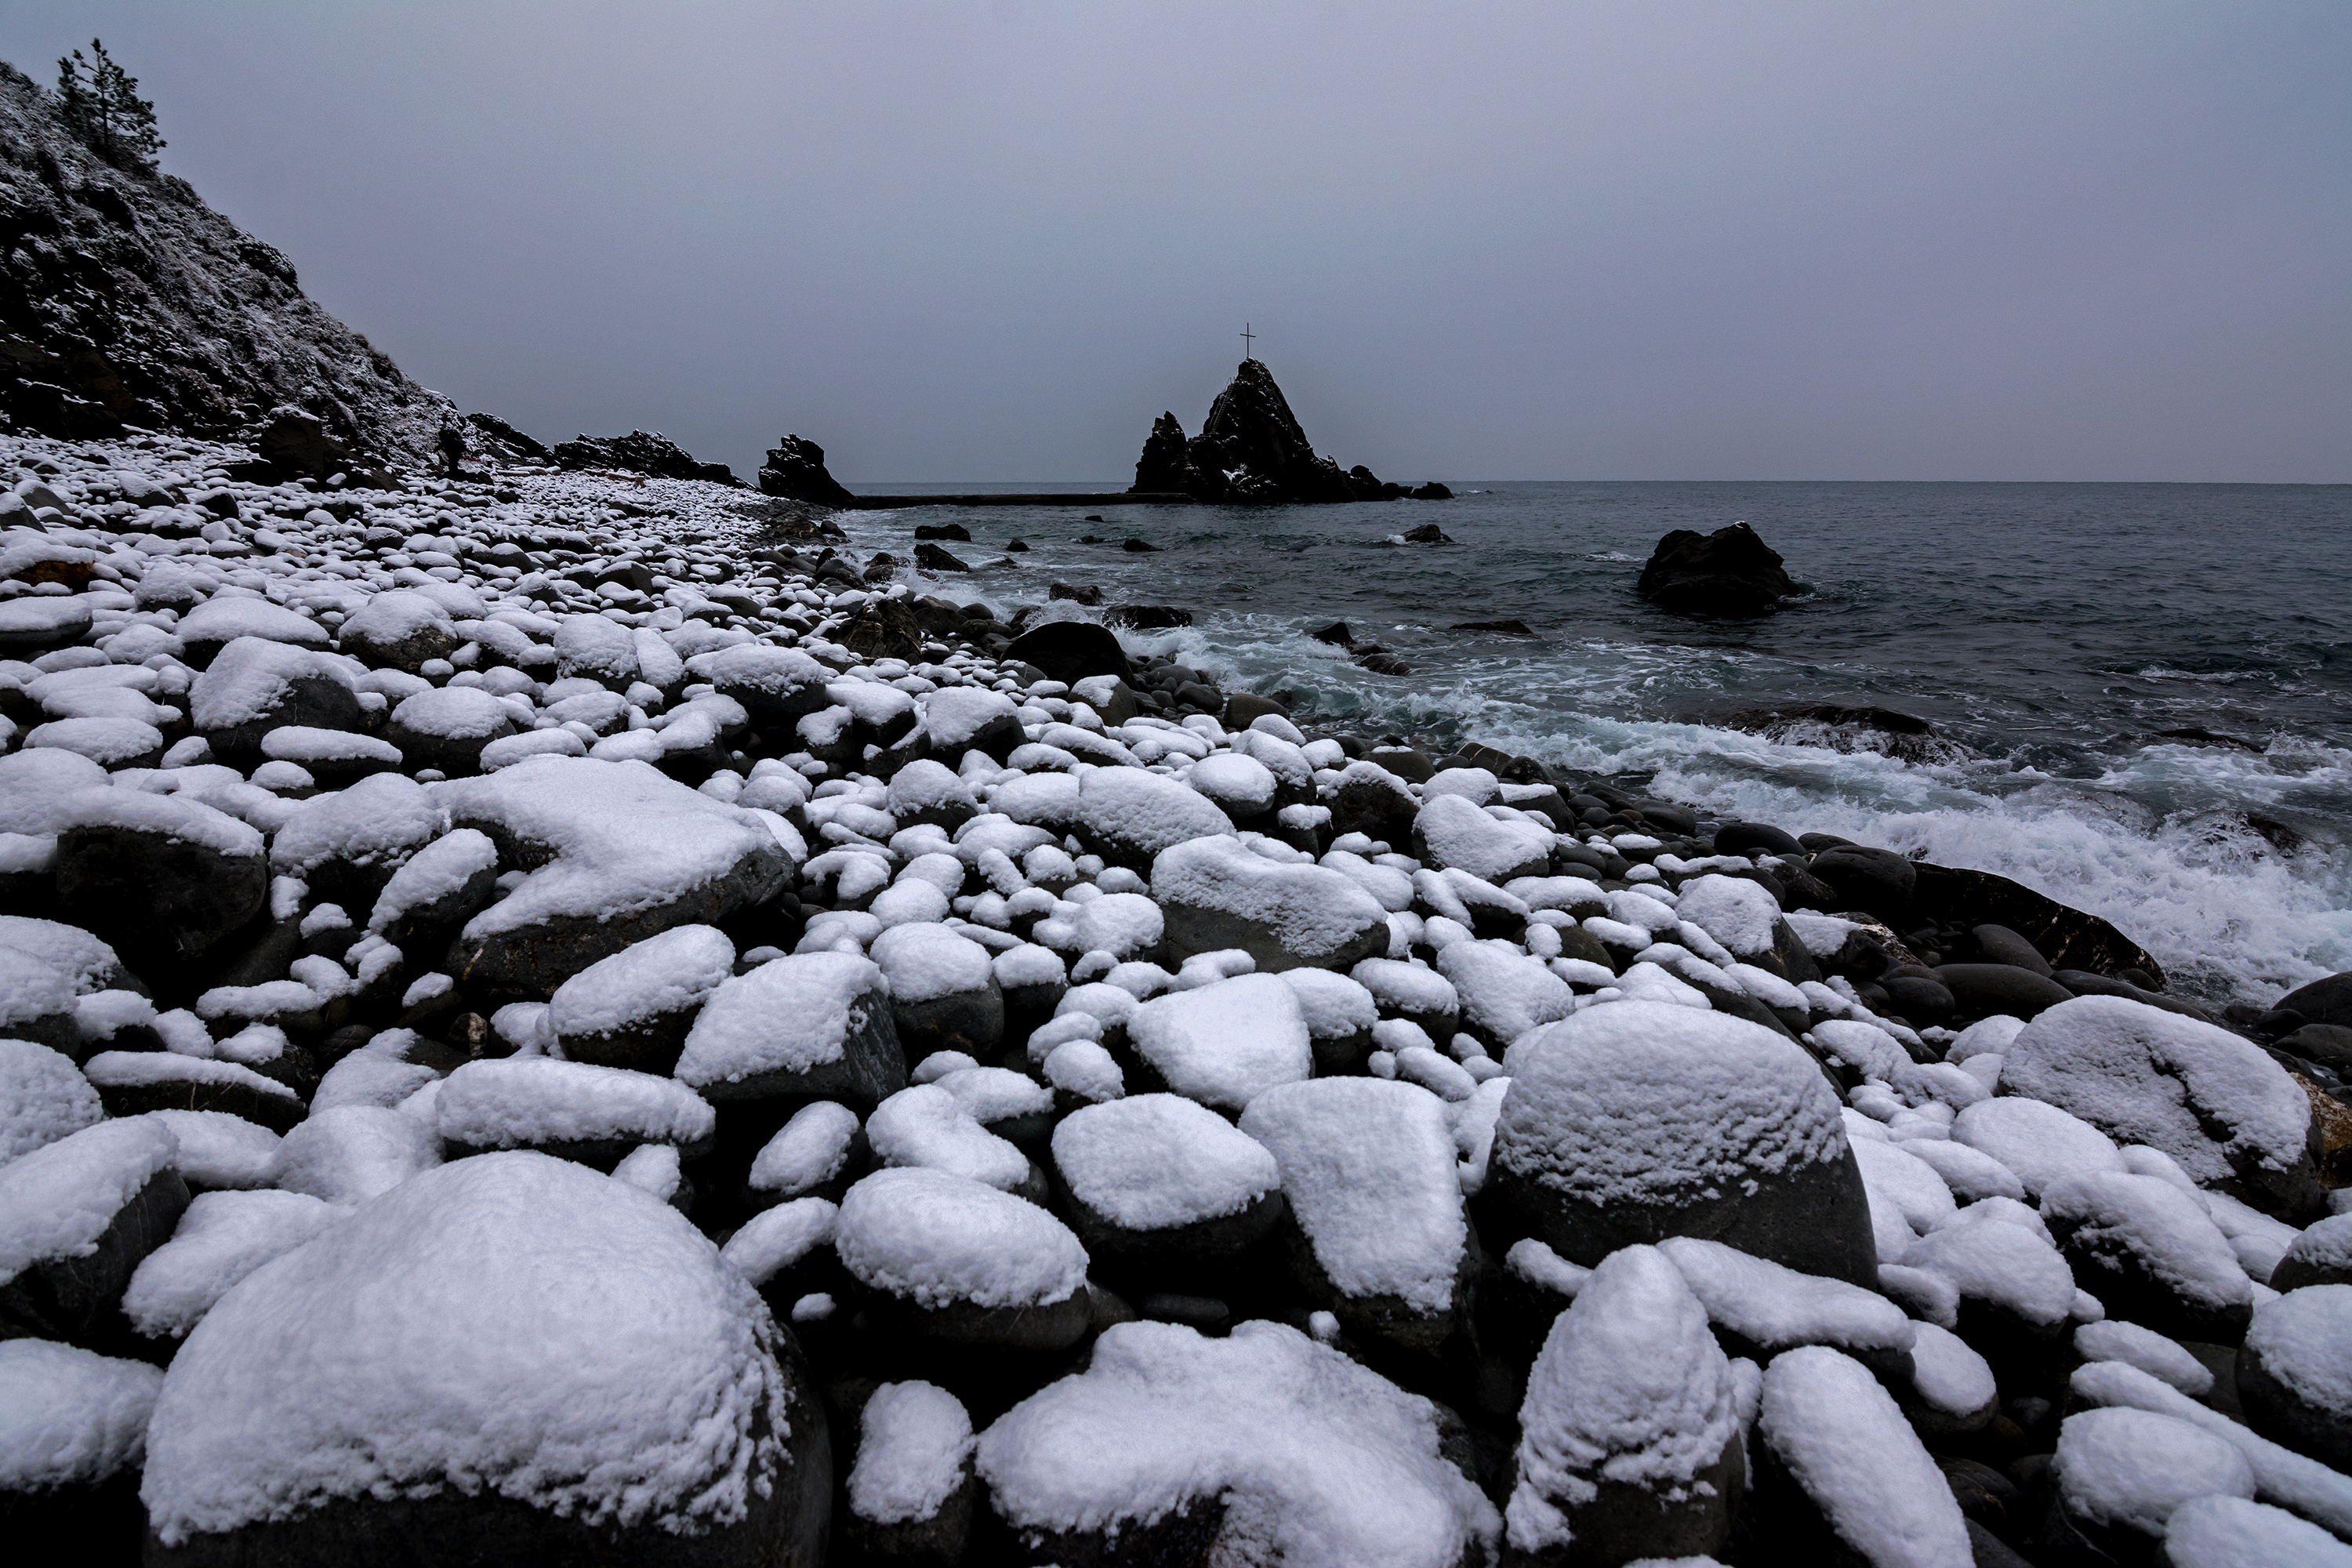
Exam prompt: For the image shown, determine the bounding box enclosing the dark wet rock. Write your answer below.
[1004,621,1130,685]
[1403,522,1453,543]
[2278,971,2352,1029]
[1221,692,1289,729]
[912,523,970,542]
[1410,482,1454,499]
[2277,1023,2352,1075]
[1971,923,2053,975]
[1121,538,1159,553]
[1809,844,1919,921]
[1138,360,1403,505]
[1449,619,1533,634]
[1708,818,1802,858]
[840,597,922,663]
[1047,581,1102,605]
[913,542,968,572]
[1355,651,1412,676]
[1636,521,1798,617]
[1716,703,1972,766]
[55,796,267,967]
[1102,604,1192,630]
[1933,963,2075,1020]
[1909,862,2168,985]
[1308,620,1353,647]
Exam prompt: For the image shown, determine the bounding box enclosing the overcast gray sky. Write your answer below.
[6,3,2347,482]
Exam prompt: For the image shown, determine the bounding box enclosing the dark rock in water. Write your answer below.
[2151,726,2263,752]
[1222,692,1290,729]
[1122,538,1160,553]
[1971,923,2053,976]
[1637,522,1798,617]
[464,411,550,465]
[1132,411,1191,492]
[1448,619,1533,634]
[756,434,855,507]
[913,542,969,573]
[1410,481,1454,499]
[1715,821,1803,857]
[2278,972,2352,1029]
[1005,538,1029,552]
[1047,581,1102,605]
[1809,844,1918,920]
[1934,964,2074,1020]
[913,522,971,541]
[1355,651,1412,676]
[1308,620,1354,647]
[553,430,741,486]
[1005,622,1131,685]
[1102,604,1192,630]
[1717,704,1969,765]
[1909,862,2169,987]
[0,64,462,463]
[2277,1023,2352,1075]
[1403,522,1454,544]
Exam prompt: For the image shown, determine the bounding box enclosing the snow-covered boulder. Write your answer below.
[1127,973,1312,1112]
[1412,792,1552,884]
[0,1338,163,1555]
[1351,956,1461,1040]
[2273,1213,2352,1292]
[1949,1095,2125,1200]
[871,923,1003,1058]
[547,924,735,1074]
[82,1050,305,1134]
[865,1084,1039,1198]
[1751,1345,1973,1567]
[187,636,359,765]
[1675,871,1819,982]
[436,1058,715,1168]
[2053,1406,2256,1555]
[1484,1002,1877,1285]
[976,1319,1500,1567]
[1050,1094,1283,1271]
[1069,768,1232,869]
[383,685,517,776]
[2237,1285,2352,1473]
[2162,1494,2352,1568]
[2041,1170,2254,1342]
[0,1116,189,1348]
[0,1038,103,1162]
[122,1189,347,1341]
[141,1152,828,1565]
[335,589,459,673]
[1505,1243,1744,1563]
[2004,996,2322,1217]
[1152,834,1388,972]
[676,952,908,1111]
[746,1102,864,1209]
[843,1381,977,1567]
[1434,939,1573,1050]
[438,756,795,996]
[833,1167,1091,1351]
[1240,1077,1473,1359]
[269,771,445,908]
[365,825,499,947]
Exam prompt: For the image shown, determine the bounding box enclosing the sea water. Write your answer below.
[849,481,2352,1004]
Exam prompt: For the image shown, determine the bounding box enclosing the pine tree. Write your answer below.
[56,39,165,172]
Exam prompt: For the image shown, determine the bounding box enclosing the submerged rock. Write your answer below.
[1636,521,1798,617]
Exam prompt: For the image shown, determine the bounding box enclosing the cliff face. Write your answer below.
[0,60,459,467]
[1128,358,1443,503]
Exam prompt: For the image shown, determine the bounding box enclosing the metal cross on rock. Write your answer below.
[1240,323,1255,361]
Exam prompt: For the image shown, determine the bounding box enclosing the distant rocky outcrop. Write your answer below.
[1636,522,1799,617]
[463,411,550,466]
[0,60,461,467]
[550,430,741,486]
[758,434,856,509]
[1127,359,1446,504]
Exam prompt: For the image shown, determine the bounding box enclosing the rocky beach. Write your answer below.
[5,38,2352,1568]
